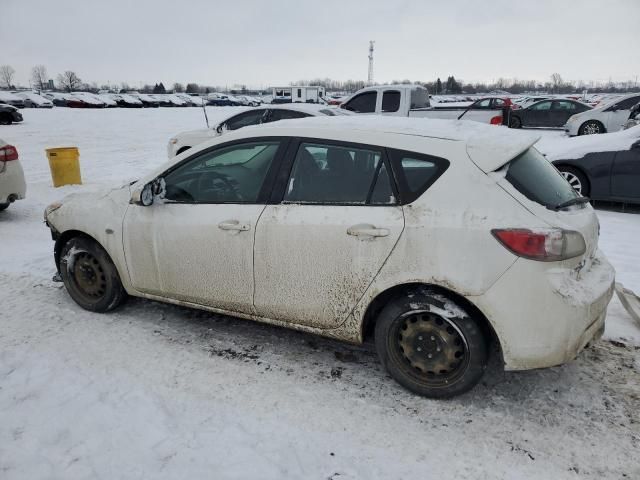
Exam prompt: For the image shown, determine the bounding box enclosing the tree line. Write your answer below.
[1,64,638,96]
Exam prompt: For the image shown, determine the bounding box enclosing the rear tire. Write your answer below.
[59,236,127,312]
[375,288,488,398]
[557,166,590,197]
[509,116,522,128]
[578,120,605,135]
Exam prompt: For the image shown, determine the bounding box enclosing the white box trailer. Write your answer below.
[272,86,326,104]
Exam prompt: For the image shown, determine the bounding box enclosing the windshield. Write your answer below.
[505,147,581,210]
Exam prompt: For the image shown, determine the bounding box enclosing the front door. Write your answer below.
[611,142,640,199]
[527,100,553,127]
[253,140,404,328]
[123,139,286,314]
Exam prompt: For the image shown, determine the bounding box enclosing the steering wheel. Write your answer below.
[196,171,243,201]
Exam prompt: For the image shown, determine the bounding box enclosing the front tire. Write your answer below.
[578,120,605,135]
[558,166,590,197]
[375,289,488,398]
[509,116,522,128]
[0,202,9,211]
[59,236,127,312]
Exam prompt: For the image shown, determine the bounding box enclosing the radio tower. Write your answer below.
[368,41,375,85]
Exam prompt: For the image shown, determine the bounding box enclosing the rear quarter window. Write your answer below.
[505,148,579,209]
[387,149,449,204]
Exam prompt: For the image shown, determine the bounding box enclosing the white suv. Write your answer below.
[565,93,640,135]
[45,117,614,398]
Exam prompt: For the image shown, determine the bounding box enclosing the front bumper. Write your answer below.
[471,249,615,370]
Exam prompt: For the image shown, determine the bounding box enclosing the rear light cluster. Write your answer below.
[0,144,19,161]
[490,115,503,125]
[492,228,586,262]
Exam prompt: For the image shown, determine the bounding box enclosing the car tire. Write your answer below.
[375,288,488,398]
[0,202,9,211]
[59,236,127,312]
[578,120,605,135]
[0,113,13,125]
[509,116,522,128]
[557,166,590,197]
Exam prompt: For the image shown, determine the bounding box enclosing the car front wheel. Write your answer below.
[509,116,522,128]
[375,289,488,398]
[578,120,605,135]
[59,236,127,312]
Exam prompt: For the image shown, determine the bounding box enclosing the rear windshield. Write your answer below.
[505,148,579,209]
[410,87,430,109]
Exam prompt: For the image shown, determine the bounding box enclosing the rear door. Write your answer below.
[611,141,640,199]
[526,100,553,127]
[253,139,404,328]
[550,101,578,127]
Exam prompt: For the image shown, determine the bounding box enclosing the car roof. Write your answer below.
[206,116,540,173]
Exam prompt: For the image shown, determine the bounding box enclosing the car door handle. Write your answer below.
[347,224,390,238]
[218,220,250,231]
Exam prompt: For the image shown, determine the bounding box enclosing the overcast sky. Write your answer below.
[2,0,639,89]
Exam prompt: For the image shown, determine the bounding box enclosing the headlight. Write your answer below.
[44,202,63,221]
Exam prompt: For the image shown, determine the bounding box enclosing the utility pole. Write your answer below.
[368,41,375,85]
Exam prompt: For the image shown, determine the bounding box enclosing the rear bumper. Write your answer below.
[471,249,615,370]
[0,161,27,203]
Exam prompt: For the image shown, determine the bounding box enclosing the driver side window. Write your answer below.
[163,141,281,203]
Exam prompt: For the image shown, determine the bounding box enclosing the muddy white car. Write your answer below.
[44,117,615,398]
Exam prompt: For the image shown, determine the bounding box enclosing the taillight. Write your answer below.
[492,228,586,262]
[0,144,19,161]
[490,115,503,125]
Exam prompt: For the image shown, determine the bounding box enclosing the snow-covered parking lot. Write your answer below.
[1,109,639,479]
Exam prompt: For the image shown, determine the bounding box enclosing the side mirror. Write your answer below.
[130,178,165,206]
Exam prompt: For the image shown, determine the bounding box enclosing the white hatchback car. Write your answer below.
[565,93,640,135]
[45,117,615,398]
[167,104,351,158]
[0,139,26,210]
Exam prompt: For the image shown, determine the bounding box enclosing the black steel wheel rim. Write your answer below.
[72,252,107,299]
[389,310,470,388]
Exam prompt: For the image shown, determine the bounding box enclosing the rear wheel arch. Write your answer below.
[361,282,503,361]
[176,146,191,155]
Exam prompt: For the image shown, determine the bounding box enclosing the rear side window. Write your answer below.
[342,92,377,113]
[382,91,401,112]
[505,148,579,209]
[410,88,429,109]
[387,149,449,204]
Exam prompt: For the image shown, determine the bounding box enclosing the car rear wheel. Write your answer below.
[59,236,127,312]
[578,120,605,135]
[375,289,488,398]
[558,166,590,197]
[509,116,522,128]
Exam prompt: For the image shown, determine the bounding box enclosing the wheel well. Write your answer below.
[361,282,503,360]
[177,146,191,155]
[54,230,99,270]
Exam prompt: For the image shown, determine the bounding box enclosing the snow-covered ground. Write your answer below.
[1,110,638,479]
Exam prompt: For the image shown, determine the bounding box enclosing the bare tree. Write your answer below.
[0,65,16,88]
[550,73,563,93]
[173,82,184,93]
[57,71,82,92]
[31,65,49,90]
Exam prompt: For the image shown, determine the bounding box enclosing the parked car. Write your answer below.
[0,91,25,109]
[129,93,160,108]
[340,85,504,125]
[12,91,54,108]
[564,93,640,135]
[0,104,24,124]
[541,125,640,203]
[72,92,106,108]
[95,93,118,108]
[512,96,551,109]
[234,95,260,106]
[102,93,143,108]
[167,104,351,157]
[0,139,26,210]
[509,99,592,129]
[45,117,614,398]
[42,92,84,108]
[207,93,242,106]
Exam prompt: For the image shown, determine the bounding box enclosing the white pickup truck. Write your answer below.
[339,84,506,125]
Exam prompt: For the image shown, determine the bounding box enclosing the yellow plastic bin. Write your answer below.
[46,147,82,187]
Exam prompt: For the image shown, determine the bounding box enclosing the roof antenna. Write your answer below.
[201,96,209,128]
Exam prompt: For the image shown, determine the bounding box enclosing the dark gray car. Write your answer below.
[551,137,640,204]
[510,99,592,129]
[0,104,23,125]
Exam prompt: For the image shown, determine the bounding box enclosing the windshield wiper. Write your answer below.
[554,196,590,210]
